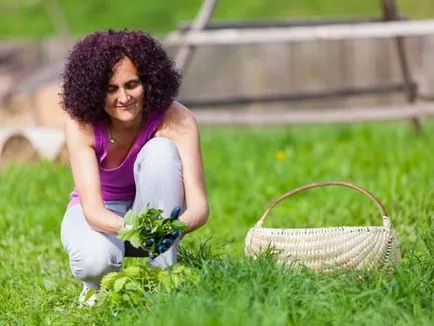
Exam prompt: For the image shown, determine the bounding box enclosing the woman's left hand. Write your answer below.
[149,206,182,259]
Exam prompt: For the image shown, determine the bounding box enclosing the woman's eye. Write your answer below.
[107,86,117,93]
[126,81,140,89]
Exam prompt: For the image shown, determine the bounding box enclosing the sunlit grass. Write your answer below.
[0,120,433,324]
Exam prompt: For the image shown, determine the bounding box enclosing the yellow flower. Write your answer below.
[275,150,286,161]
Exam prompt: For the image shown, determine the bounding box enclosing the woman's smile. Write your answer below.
[116,102,136,109]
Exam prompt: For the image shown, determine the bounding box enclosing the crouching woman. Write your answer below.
[59,29,209,305]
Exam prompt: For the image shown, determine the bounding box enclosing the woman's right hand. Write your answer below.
[66,117,128,234]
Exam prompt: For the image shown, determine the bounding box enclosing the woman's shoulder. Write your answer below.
[156,101,199,137]
[165,100,194,115]
[64,117,96,148]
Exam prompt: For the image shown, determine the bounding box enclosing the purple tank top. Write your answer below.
[68,108,168,207]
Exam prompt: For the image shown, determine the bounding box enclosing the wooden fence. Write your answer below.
[171,34,434,112]
[2,21,434,165]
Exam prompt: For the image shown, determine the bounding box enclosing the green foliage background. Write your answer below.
[0,0,433,38]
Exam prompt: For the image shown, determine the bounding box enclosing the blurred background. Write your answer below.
[1,0,434,165]
[3,3,434,324]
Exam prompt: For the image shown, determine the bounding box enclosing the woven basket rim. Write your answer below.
[250,224,389,231]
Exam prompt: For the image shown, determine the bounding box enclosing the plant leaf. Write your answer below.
[114,277,128,292]
[100,272,121,291]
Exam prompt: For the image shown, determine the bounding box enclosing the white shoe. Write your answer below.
[78,285,97,307]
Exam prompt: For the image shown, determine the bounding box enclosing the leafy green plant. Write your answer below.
[118,206,188,257]
[96,263,199,312]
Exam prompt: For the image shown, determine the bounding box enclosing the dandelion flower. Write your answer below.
[275,150,286,161]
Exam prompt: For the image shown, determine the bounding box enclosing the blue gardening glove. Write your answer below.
[170,206,182,220]
[150,206,182,259]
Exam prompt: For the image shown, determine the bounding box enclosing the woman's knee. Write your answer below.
[131,136,184,216]
[135,137,180,171]
[68,241,123,283]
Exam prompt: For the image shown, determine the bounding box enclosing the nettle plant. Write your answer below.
[118,206,188,258]
[94,263,198,311]
[90,207,196,311]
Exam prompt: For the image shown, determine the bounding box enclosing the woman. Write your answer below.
[59,29,209,305]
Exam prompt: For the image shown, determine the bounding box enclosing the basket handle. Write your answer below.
[256,181,389,228]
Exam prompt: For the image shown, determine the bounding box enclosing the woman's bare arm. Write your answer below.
[156,101,209,232]
[65,117,125,233]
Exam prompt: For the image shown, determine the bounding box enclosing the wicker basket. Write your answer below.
[244,181,401,272]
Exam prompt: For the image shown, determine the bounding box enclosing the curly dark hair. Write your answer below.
[60,29,181,122]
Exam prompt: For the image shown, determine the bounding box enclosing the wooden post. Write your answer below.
[171,0,219,74]
[382,0,421,131]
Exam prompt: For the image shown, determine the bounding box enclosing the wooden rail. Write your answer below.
[192,103,434,126]
[165,19,434,46]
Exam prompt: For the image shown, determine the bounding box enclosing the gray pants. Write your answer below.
[61,137,184,288]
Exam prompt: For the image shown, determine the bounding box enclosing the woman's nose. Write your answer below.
[117,88,129,104]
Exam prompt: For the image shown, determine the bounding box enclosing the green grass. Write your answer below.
[1,0,434,38]
[1,120,433,325]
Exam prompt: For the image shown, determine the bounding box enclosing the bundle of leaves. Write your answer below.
[118,207,188,257]
[95,263,199,311]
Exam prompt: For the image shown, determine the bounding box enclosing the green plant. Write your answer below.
[118,206,188,257]
[96,263,198,314]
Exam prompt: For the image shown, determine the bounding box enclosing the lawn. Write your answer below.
[0,120,433,325]
[0,0,433,38]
